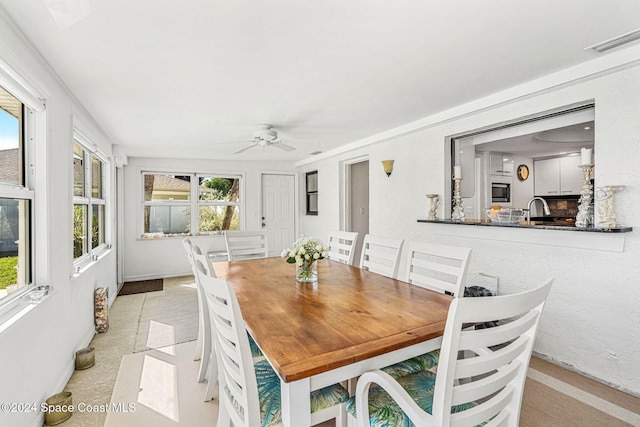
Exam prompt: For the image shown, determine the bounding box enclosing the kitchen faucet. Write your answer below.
[525,197,551,224]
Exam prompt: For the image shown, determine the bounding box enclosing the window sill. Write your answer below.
[0,286,55,337]
[138,232,225,240]
[72,245,113,277]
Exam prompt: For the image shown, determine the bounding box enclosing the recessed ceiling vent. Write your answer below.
[310,151,323,155]
[585,28,640,53]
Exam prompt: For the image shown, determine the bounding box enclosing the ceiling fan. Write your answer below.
[233,124,296,154]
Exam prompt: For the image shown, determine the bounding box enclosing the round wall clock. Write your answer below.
[517,164,529,181]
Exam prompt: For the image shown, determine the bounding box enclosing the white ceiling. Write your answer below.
[1,1,639,162]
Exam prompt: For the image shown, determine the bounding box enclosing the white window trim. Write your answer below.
[139,170,245,238]
[0,91,38,311]
[73,133,110,271]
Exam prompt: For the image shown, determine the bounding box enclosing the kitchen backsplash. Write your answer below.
[547,198,580,218]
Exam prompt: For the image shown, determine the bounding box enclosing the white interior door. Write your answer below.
[262,174,295,257]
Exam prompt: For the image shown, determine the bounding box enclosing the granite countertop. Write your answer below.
[417,218,632,233]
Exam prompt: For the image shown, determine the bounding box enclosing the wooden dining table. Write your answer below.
[213,257,453,427]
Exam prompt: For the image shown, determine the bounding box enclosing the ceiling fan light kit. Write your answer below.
[232,124,296,154]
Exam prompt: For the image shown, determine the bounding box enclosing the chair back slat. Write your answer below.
[458,309,538,350]
[405,241,471,296]
[224,230,268,261]
[196,265,261,427]
[451,385,515,427]
[455,336,529,380]
[192,244,216,277]
[359,235,404,279]
[451,359,520,406]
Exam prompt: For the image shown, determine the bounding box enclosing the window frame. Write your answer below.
[72,132,109,269]
[306,171,318,215]
[196,174,242,235]
[0,91,35,308]
[140,171,244,238]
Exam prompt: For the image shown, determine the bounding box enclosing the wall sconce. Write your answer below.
[381,160,394,177]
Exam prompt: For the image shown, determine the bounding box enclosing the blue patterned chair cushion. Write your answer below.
[346,369,478,427]
[248,333,264,359]
[381,349,440,379]
[254,360,349,427]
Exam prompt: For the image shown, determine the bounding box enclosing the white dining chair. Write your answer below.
[377,241,472,381]
[224,229,269,261]
[404,240,472,297]
[181,238,201,362]
[191,244,218,401]
[351,278,553,427]
[358,234,404,279]
[327,230,359,265]
[196,263,349,427]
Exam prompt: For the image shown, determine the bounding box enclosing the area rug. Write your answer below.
[133,276,199,353]
[118,279,163,295]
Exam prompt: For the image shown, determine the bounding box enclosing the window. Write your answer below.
[449,103,594,220]
[0,86,33,302]
[141,172,241,237]
[306,171,318,215]
[198,175,240,233]
[73,139,108,263]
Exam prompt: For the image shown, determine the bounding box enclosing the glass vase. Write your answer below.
[296,260,318,283]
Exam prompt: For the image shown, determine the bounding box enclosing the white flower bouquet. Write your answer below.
[281,236,328,282]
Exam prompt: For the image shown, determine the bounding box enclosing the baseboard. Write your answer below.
[123,271,192,283]
[532,351,640,398]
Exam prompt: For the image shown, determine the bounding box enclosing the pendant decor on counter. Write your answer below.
[575,163,594,228]
[282,236,327,284]
[426,194,439,220]
[595,185,626,228]
[451,166,465,221]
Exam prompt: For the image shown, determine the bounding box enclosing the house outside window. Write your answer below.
[141,172,241,237]
[0,86,33,302]
[73,138,108,263]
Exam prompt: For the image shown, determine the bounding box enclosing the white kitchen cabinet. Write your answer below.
[490,153,514,176]
[559,155,583,195]
[534,158,560,196]
[534,155,583,196]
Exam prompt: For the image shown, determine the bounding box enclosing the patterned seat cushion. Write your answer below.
[346,369,478,427]
[254,360,349,427]
[381,349,440,379]
[248,333,264,359]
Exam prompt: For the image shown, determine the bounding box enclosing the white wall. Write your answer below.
[299,64,640,395]
[0,11,118,427]
[122,157,295,281]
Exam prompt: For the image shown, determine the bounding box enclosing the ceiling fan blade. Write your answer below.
[272,143,296,152]
[234,143,258,154]
[211,139,253,146]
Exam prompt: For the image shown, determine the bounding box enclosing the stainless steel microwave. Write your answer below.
[491,182,511,203]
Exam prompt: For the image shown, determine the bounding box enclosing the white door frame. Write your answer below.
[260,170,298,249]
[340,155,369,232]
